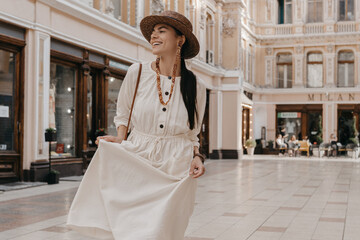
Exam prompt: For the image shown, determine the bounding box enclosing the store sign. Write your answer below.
[109,60,129,71]
[308,93,357,102]
[0,106,9,118]
[277,112,301,118]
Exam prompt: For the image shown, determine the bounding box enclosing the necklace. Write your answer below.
[155,57,177,106]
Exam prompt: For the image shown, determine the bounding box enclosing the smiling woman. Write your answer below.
[67,11,207,240]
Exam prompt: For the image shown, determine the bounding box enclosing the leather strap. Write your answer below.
[125,64,142,140]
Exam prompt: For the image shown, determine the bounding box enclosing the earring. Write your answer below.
[176,42,182,59]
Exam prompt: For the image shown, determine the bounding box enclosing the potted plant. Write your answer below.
[45,128,57,142]
[245,139,256,155]
[47,169,60,184]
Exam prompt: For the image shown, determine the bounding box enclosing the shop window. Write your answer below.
[278,0,292,24]
[0,50,15,152]
[276,53,292,88]
[107,76,123,136]
[49,62,77,157]
[308,112,323,144]
[338,109,359,145]
[277,112,301,140]
[308,0,323,23]
[339,0,355,21]
[337,51,354,87]
[307,53,323,88]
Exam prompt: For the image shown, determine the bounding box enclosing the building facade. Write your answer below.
[0,0,359,183]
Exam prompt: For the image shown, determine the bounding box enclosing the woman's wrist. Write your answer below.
[193,153,205,164]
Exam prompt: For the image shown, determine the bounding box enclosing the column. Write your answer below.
[294,45,304,87]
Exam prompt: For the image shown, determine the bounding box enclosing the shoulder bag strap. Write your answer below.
[125,63,142,140]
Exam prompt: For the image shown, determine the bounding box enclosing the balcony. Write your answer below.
[275,25,292,35]
[305,23,324,34]
[336,22,356,33]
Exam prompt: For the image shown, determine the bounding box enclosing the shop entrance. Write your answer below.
[338,105,360,145]
[276,105,322,144]
[0,44,24,183]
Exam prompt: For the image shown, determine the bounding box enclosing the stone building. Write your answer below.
[0,0,359,183]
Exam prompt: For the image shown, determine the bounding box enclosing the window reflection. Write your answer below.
[107,76,123,136]
[0,50,15,151]
[49,62,77,157]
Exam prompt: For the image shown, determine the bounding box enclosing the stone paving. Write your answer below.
[1,157,360,240]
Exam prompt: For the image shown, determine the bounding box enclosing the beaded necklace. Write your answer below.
[155,57,177,106]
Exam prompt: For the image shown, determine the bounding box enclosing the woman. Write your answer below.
[66,11,206,240]
[288,135,299,157]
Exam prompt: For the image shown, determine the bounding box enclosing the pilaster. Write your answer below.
[294,45,304,87]
[265,47,274,87]
[325,44,336,87]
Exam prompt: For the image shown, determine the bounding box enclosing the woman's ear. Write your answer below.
[179,35,186,47]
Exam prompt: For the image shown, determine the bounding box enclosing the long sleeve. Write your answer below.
[113,63,141,129]
[188,78,207,148]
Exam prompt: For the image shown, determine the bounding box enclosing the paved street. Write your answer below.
[1,157,360,240]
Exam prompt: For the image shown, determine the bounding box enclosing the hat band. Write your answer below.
[163,16,192,32]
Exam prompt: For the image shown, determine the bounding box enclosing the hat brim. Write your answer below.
[140,15,200,59]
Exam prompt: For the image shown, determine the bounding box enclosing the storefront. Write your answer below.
[28,39,132,181]
[0,21,25,183]
[276,104,323,144]
[337,104,360,145]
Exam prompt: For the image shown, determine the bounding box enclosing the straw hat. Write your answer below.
[140,11,200,59]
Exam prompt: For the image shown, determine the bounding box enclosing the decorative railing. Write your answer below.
[305,23,324,34]
[275,25,292,35]
[336,22,356,33]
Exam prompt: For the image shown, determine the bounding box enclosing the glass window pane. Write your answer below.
[287,65,292,88]
[277,65,284,88]
[107,76,123,136]
[308,2,316,23]
[339,0,346,20]
[307,64,323,87]
[347,0,354,20]
[338,63,346,87]
[316,1,323,22]
[308,53,323,62]
[87,72,94,146]
[0,50,15,151]
[285,2,292,23]
[277,54,292,63]
[49,62,77,157]
[339,51,354,61]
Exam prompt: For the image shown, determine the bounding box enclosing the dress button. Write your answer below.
[165,91,169,95]
[168,76,171,80]
[162,107,166,112]
[160,124,164,128]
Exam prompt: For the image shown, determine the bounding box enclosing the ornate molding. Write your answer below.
[222,13,236,37]
[266,47,273,56]
[151,0,164,15]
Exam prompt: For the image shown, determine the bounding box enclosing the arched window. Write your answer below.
[339,0,355,21]
[307,53,323,88]
[276,53,292,88]
[308,0,323,23]
[337,51,354,87]
[278,0,292,24]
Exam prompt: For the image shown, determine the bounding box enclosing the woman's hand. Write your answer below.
[95,135,123,145]
[189,156,205,178]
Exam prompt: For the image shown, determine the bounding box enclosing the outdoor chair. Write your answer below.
[346,144,359,159]
[337,143,346,156]
[298,141,310,157]
[319,143,332,157]
[276,142,287,155]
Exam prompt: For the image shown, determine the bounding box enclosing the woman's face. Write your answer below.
[150,23,184,57]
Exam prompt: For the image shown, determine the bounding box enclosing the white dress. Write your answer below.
[66,61,207,240]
